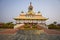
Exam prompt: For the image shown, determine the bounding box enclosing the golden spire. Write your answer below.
[28,2,33,11]
[30,2,32,6]
[27,2,35,15]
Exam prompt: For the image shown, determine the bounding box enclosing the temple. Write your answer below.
[14,2,48,29]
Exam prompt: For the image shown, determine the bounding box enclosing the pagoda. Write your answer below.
[14,2,48,29]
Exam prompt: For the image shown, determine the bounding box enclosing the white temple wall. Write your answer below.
[16,20,45,24]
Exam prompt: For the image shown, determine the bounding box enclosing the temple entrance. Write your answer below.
[24,23,37,28]
[14,22,45,30]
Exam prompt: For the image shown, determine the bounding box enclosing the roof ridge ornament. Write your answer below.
[38,11,40,13]
[30,2,32,6]
[28,2,33,11]
[21,11,24,13]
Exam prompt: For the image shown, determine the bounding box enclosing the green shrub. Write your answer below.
[0,22,14,29]
[48,24,60,29]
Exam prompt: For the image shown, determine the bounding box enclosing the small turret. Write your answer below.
[38,11,40,13]
[21,11,24,13]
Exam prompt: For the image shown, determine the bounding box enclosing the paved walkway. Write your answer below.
[0,30,60,40]
[0,29,18,34]
[0,29,60,34]
[44,28,60,35]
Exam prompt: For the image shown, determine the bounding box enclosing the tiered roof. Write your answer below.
[14,2,48,20]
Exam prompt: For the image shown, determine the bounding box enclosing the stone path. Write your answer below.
[0,30,60,40]
[44,28,60,34]
[0,29,18,34]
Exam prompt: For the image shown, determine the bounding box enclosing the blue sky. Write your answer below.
[0,0,60,24]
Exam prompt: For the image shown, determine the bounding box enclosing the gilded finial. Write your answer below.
[30,2,32,5]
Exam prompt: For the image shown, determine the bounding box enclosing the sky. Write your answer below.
[0,0,60,24]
